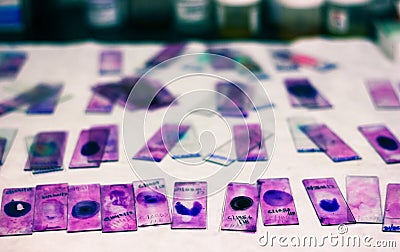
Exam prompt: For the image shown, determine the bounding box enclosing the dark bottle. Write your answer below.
[0,0,31,41]
[130,0,173,40]
[30,0,86,41]
[86,0,129,40]
[173,0,214,38]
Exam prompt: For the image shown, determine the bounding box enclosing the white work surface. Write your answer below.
[0,38,400,251]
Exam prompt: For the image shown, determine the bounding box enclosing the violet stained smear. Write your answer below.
[303,178,355,226]
[101,184,137,232]
[133,178,171,227]
[300,124,361,162]
[67,184,101,232]
[0,187,35,236]
[358,124,400,164]
[284,78,331,109]
[221,183,259,232]
[171,182,207,229]
[258,178,299,226]
[33,183,68,231]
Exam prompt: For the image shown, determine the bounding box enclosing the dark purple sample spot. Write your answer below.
[71,200,100,219]
[230,196,254,211]
[80,141,100,156]
[136,191,166,205]
[319,198,340,212]
[376,136,398,151]
[273,51,291,60]
[31,141,58,157]
[4,200,32,217]
[175,201,202,216]
[288,84,317,98]
[263,190,293,206]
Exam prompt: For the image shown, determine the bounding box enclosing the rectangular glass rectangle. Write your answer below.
[99,50,122,75]
[287,117,322,152]
[216,81,251,117]
[221,183,259,232]
[67,184,101,232]
[33,183,68,231]
[101,184,137,232]
[358,124,400,164]
[133,178,171,227]
[0,51,26,78]
[86,127,110,162]
[383,184,400,232]
[133,124,189,162]
[366,79,400,109]
[303,178,355,226]
[0,137,6,165]
[92,124,118,162]
[234,124,268,161]
[346,176,382,223]
[258,178,299,226]
[69,130,101,169]
[0,127,17,165]
[28,131,68,170]
[26,84,63,114]
[0,187,35,236]
[300,124,361,162]
[171,182,207,229]
[284,78,331,108]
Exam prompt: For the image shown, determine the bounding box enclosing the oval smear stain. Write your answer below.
[288,84,317,98]
[4,200,32,217]
[319,198,340,212]
[71,200,100,219]
[81,141,100,156]
[230,196,254,211]
[175,201,202,216]
[376,136,398,151]
[136,191,166,205]
[263,190,293,206]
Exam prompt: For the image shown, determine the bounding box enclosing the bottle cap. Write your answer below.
[328,0,371,5]
[217,0,261,7]
[278,0,324,9]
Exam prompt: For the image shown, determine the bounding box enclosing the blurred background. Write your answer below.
[0,0,399,42]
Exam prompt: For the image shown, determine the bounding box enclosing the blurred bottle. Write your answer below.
[263,0,282,36]
[326,0,371,37]
[173,0,214,37]
[397,1,400,20]
[31,0,86,41]
[216,0,261,38]
[369,0,395,19]
[0,0,31,40]
[368,0,397,37]
[86,0,128,33]
[131,0,173,29]
[277,0,324,40]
